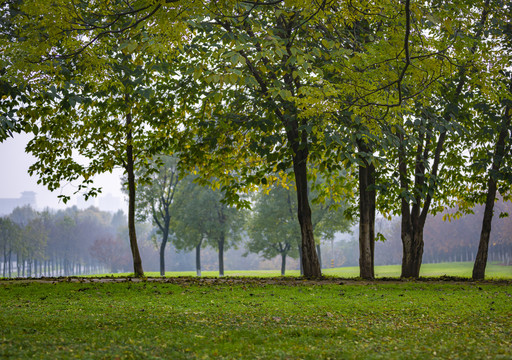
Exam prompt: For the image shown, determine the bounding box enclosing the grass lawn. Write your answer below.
[109,262,512,279]
[0,278,511,359]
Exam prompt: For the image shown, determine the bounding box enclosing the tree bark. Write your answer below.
[159,227,169,277]
[399,133,427,278]
[126,110,144,277]
[218,235,224,277]
[358,161,376,279]
[280,252,287,276]
[196,240,202,277]
[401,225,424,278]
[292,148,321,278]
[473,105,511,280]
[2,242,6,278]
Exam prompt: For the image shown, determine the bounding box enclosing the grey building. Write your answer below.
[0,191,37,216]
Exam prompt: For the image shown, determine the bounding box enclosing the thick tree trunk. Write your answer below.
[218,236,224,277]
[280,252,287,276]
[473,105,511,280]
[358,162,376,279]
[196,241,202,277]
[401,227,424,278]
[292,150,321,278]
[126,111,144,277]
[398,131,432,279]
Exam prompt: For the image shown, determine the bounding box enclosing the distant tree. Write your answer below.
[89,236,131,274]
[171,176,244,276]
[125,155,180,276]
[246,181,352,275]
[21,216,48,277]
[9,205,37,227]
[0,217,21,277]
[245,186,300,276]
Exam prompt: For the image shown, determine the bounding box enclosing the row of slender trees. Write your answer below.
[1,1,511,279]
[0,206,128,277]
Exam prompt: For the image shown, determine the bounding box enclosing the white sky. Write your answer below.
[0,133,126,211]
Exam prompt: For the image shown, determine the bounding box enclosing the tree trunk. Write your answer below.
[196,240,202,277]
[297,244,303,275]
[401,227,424,278]
[473,105,511,280]
[292,149,321,278]
[280,252,287,276]
[159,228,169,277]
[358,161,376,279]
[126,110,144,277]
[218,235,224,277]
[8,251,12,278]
[2,242,6,278]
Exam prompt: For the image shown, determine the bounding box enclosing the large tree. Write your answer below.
[1,0,192,277]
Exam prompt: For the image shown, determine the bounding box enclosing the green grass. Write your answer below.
[99,262,512,279]
[1,279,511,359]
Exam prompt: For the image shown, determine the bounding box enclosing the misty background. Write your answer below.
[1,134,511,277]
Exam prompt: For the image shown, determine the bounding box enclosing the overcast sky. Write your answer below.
[0,133,125,211]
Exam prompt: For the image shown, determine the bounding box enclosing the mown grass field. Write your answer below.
[114,261,512,279]
[1,277,511,359]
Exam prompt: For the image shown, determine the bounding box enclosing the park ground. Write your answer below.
[1,262,511,359]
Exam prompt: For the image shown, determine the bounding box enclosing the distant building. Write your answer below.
[0,191,37,216]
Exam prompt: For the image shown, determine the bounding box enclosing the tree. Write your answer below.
[89,236,131,274]
[1,0,194,277]
[0,217,21,277]
[466,2,512,279]
[128,155,180,276]
[171,176,244,276]
[246,186,300,276]
[20,34,182,277]
[178,5,343,278]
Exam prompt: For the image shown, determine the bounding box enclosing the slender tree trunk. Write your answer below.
[297,245,303,275]
[473,105,511,280]
[2,243,6,278]
[218,235,224,277]
[126,110,144,277]
[8,251,12,278]
[159,228,169,277]
[280,252,287,276]
[196,240,202,277]
[17,254,21,277]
